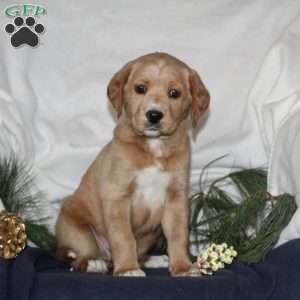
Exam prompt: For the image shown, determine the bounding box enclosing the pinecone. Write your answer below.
[0,211,27,259]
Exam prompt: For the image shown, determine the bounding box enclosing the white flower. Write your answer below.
[201,251,209,261]
[222,243,228,248]
[215,244,224,252]
[197,243,237,275]
[208,251,218,259]
[223,256,233,264]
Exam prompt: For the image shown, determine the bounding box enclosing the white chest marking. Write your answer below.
[134,166,171,211]
[148,139,163,157]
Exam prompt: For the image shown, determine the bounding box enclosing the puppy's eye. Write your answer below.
[135,84,147,95]
[168,88,181,99]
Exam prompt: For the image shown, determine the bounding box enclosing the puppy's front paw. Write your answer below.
[170,262,202,277]
[180,264,202,277]
[115,269,146,277]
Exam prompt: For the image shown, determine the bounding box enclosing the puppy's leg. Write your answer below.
[137,230,167,268]
[103,197,145,276]
[136,229,161,258]
[162,188,199,276]
[55,208,100,272]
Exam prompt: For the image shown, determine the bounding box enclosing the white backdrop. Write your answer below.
[0,1,300,239]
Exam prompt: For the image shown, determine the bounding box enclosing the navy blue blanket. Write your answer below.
[1,239,300,300]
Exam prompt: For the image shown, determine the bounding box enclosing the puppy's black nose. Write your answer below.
[146,110,164,124]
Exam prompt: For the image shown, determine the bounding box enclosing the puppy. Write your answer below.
[55,52,210,276]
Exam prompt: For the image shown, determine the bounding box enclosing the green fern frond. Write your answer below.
[190,167,297,264]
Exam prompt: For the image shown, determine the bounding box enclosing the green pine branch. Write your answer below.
[0,156,56,254]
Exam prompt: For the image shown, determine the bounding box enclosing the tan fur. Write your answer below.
[55,52,210,276]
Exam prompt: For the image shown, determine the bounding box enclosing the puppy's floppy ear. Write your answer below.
[189,69,210,128]
[107,62,133,118]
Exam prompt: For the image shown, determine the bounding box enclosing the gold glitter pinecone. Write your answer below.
[0,211,27,259]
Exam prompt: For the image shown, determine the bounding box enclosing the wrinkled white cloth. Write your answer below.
[249,15,300,246]
[271,108,300,246]
[0,198,4,211]
[0,1,300,236]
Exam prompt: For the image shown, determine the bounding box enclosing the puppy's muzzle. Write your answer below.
[146,110,164,125]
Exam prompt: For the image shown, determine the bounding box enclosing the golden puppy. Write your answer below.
[55,52,210,276]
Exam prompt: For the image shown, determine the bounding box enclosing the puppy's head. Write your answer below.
[107,53,210,138]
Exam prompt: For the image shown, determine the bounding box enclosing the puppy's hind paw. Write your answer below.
[87,259,108,273]
[143,255,169,268]
[116,269,146,277]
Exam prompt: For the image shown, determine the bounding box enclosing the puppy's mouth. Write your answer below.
[143,124,161,138]
[131,119,177,139]
[142,122,180,138]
